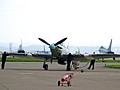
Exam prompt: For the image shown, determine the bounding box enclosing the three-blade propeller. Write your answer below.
[38,37,67,46]
[38,37,67,63]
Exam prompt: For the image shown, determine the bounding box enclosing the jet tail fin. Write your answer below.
[108,39,112,52]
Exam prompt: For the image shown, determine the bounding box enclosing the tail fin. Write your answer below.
[108,39,112,52]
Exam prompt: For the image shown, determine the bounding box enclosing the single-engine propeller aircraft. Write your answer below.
[32,37,120,71]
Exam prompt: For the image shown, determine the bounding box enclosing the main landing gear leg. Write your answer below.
[43,59,48,70]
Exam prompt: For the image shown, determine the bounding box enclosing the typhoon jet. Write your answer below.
[99,39,114,54]
[98,39,116,60]
[32,37,120,70]
[8,40,27,57]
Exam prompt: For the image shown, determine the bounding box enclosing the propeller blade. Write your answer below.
[38,38,50,45]
[55,37,67,46]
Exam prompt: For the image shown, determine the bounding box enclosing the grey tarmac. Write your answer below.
[0,62,120,90]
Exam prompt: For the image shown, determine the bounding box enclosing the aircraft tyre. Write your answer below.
[67,81,71,86]
[43,64,48,70]
[58,81,60,86]
[81,69,84,73]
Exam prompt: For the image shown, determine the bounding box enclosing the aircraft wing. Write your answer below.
[32,54,51,59]
[73,54,120,60]
[88,54,120,59]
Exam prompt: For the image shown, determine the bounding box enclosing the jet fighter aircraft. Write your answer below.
[99,39,114,54]
[32,37,120,70]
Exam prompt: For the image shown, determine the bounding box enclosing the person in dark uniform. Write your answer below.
[66,53,73,71]
[87,52,96,70]
[1,51,9,69]
[87,59,95,70]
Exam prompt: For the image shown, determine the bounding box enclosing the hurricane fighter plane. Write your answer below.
[32,37,120,71]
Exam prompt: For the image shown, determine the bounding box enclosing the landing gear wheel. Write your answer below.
[67,81,71,86]
[81,69,84,73]
[58,81,60,86]
[43,64,48,70]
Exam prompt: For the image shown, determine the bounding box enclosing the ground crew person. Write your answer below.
[66,53,73,71]
[87,59,95,70]
[1,51,9,69]
[87,52,96,70]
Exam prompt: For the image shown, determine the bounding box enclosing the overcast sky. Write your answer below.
[0,0,120,46]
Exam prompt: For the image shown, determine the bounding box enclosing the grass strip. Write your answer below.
[105,65,120,69]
